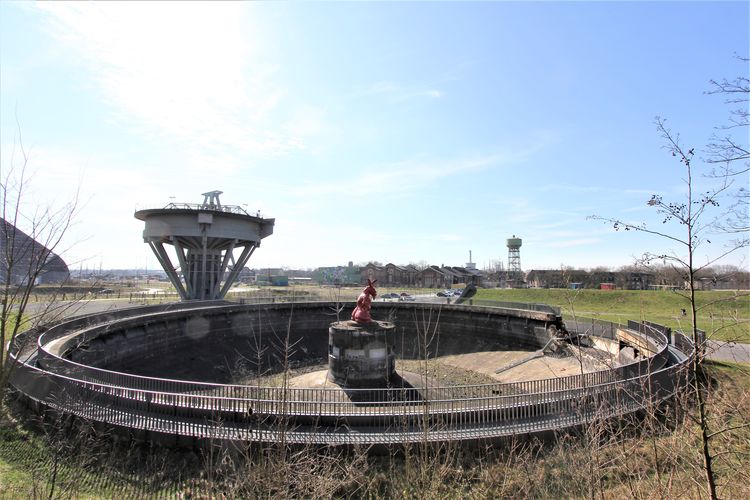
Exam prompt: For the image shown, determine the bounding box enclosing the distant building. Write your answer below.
[402,264,420,285]
[526,269,655,290]
[443,265,485,287]
[416,266,450,288]
[270,275,288,286]
[620,271,654,290]
[358,262,487,288]
[0,219,70,285]
[314,263,360,285]
[384,263,409,285]
[360,263,387,284]
[695,272,750,290]
[526,269,588,289]
[228,266,255,282]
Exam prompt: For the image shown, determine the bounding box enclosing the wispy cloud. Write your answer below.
[538,184,603,194]
[36,3,302,157]
[437,233,463,242]
[301,131,557,204]
[406,89,444,99]
[621,204,652,213]
[544,237,601,248]
[530,220,580,231]
[624,188,657,196]
[357,81,445,102]
[288,150,524,199]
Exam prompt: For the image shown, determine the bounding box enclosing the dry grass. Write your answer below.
[1,361,748,498]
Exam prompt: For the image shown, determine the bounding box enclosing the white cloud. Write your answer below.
[281,105,340,155]
[287,152,515,199]
[538,184,602,194]
[530,220,580,231]
[0,141,167,268]
[624,188,658,196]
[437,233,463,242]
[544,238,602,248]
[407,89,444,99]
[358,81,445,102]
[36,3,302,157]
[367,82,398,94]
[621,204,652,213]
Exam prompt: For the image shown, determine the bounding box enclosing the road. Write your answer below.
[706,340,750,364]
[22,297,166,318]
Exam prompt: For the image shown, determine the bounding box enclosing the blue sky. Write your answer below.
[1,1,748,272]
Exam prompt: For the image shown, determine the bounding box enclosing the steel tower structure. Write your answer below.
[507,235,523,283]
[134,191,274,300]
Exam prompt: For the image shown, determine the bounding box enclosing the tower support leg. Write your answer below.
[219,244,256,298]
[147,241,189,300]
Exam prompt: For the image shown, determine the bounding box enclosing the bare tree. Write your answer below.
[409,260,429,271]
[0,134,80,396]
[705,56,749,234]
[590,115,749,499]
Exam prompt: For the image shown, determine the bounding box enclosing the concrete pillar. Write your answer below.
[328,320,396,388]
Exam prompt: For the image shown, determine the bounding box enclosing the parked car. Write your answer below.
[399,293,415,301]
[381,292,400,299]
[436,290,451,297]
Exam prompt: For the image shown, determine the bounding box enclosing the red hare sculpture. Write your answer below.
[351,279,378,324]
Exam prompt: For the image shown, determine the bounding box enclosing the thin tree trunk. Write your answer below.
[688,212,718,499]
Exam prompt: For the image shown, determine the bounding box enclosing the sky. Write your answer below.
[1,1,748,273]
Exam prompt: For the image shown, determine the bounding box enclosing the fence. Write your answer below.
[8,300,694,446]
[461,299,561,315]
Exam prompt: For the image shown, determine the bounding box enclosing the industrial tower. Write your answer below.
[506,235,523,285]
[134,191,274,300]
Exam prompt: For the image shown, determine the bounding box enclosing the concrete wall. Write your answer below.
[42,301,562,385]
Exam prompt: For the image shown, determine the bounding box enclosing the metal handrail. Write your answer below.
[465,299,561,315]
[10,346,691,443]
[149,202,259,217]
[8,301,694,445]
[33,335,664,402]
[27,303,668,400]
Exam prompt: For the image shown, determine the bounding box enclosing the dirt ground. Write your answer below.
[438,349,606,383]
[283,348,610,390]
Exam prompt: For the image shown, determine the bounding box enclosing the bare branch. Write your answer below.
[587,215,688,247]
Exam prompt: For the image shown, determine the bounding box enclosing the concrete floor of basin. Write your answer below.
[286,347,615,390]
[288,369,427,389]
[438,349,609,383]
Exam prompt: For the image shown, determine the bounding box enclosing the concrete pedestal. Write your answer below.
[328,320,396,387]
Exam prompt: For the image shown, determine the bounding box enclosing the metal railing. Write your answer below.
[460,299,561,315]
[10,355,690,444]
[566,317,622,340]
[159,202,259,217]
[7,301,693,445]
[32,317,670,403]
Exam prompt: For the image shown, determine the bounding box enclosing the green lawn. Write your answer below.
[475,288,750,342]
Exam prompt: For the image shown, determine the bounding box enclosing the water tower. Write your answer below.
[507,235,523,283]
[134,191,274,300]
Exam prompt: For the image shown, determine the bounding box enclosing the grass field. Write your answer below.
[473,288,750,343]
